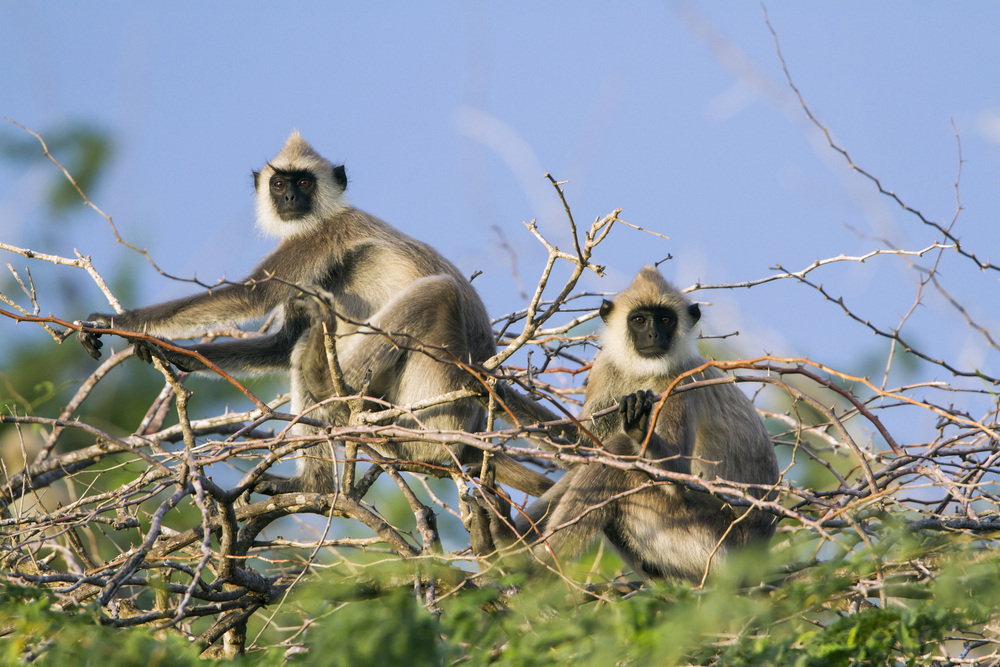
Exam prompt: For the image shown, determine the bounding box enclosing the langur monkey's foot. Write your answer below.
[463,486,513,557]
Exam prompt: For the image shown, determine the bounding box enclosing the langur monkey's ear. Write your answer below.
[599,299,614,324]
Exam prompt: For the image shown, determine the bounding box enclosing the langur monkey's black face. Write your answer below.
[253,164,348,222]
[600,299,702,359]
[269,170,315,220]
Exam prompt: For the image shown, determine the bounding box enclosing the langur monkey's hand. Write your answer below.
[76,312,114,360]
[288,289,339,338]
[77,312,188,370]
[618,389,656,443]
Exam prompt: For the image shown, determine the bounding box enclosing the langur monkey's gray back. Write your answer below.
[77,131,551,498]
[471,266,780,582]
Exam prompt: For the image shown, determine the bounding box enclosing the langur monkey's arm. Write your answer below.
[293,292,555,498]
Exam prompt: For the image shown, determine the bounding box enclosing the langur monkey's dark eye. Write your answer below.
[273,179,286,190]
[661,316,671,324]
[298,178,312,189]
[632,315,646,325]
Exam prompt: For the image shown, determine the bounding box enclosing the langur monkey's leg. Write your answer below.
[465,467,572,562]
[254,276,468,495]
[330,275,551,496]
[257,276,552,497]
[469,464,621,571]
[472,459,715,581]
[467,390,699,578]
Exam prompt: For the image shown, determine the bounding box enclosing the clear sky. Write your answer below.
[2,2,998,441]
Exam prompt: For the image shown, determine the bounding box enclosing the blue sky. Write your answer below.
[2,2,998,440]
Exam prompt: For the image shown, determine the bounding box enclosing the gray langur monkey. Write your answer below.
[77,131,552,498]
[469,266,780,581]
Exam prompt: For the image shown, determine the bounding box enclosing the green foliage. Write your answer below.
[3,526,996,665]
[297,589,442,667]
[725,605,963,667]
[0,583,211,666]
[254,536,997,667]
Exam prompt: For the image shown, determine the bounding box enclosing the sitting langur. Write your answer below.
[469,266,780,581]
[77,131,551,497]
